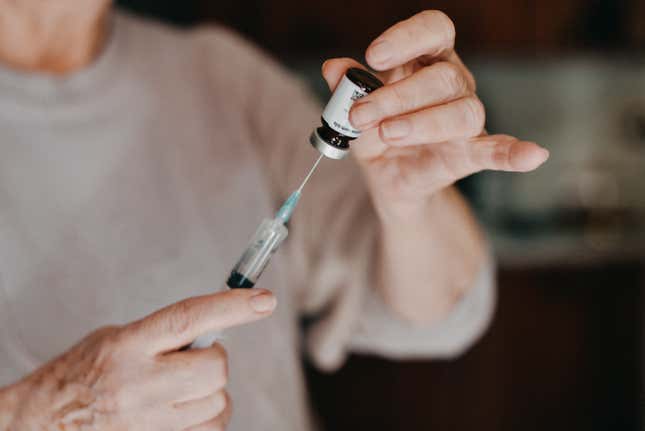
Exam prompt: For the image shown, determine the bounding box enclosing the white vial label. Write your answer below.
[322,75,368,138]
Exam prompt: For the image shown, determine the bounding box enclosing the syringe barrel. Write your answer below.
[226,218,288,288]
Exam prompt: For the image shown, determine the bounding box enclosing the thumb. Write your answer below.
[127,289,276,355]
[468,134,549,173]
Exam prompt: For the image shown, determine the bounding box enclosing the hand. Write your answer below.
[0,289,277,431]
[322,10,549,216]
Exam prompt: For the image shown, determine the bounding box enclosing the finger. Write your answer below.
[352,126,390,160]
[349,61,471,130]
[379,96,486,147]
[366,10,456,71]
[321,57,366,91]
[126,289,277,354]
[157,343,228,403]
[467,134,550,173]
[174,390,228,430]
[183,392,233,431]
[446,51,476,91]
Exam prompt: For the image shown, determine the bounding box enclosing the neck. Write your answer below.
[0,1,111,75]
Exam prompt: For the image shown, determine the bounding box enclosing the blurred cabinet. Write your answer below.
[305,262,644,431]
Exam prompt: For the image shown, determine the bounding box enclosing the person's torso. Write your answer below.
[0,11,312,431]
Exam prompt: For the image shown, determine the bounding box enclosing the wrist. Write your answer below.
[372,185,487,324]
[371,186,455,229]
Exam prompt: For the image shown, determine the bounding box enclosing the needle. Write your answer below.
[275,154,324,224]
[297,154,324,193]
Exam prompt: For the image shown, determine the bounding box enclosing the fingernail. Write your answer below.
[350,102,377,128]
[249,291,277,313]
[368,40,391,65]
[529,144,549,164]
[381,118,411,141]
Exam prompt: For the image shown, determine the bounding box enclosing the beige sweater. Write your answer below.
[0,11,495,430]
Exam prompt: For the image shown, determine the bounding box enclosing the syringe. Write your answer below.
[226,154,324,289]
[191,68,381,348]
[190,155,324,348]
[223,68,382,289]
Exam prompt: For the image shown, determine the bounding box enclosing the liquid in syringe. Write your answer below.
[225,154,323,289]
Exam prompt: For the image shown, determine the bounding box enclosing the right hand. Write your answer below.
[0,288,277,431]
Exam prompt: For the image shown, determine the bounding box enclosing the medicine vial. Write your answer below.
[310,67,384,159]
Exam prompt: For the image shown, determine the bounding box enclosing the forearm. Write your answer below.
[320,11,546,328]
[375,186,487,325]
[0,380,28,430]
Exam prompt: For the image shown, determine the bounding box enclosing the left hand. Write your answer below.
[322,10,549,216]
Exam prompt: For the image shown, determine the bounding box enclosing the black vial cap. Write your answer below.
[346,68,384,93]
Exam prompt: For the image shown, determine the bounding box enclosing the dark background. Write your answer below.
[116,0,645,57]
[116,1,645,430]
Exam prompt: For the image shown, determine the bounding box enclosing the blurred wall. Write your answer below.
[117,0,645,60]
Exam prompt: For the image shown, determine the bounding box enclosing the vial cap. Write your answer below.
[346,68,384,93]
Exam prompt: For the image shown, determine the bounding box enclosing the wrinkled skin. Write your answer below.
[0,289,276,431]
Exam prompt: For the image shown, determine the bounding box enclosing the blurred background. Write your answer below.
[117,1,645,429]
